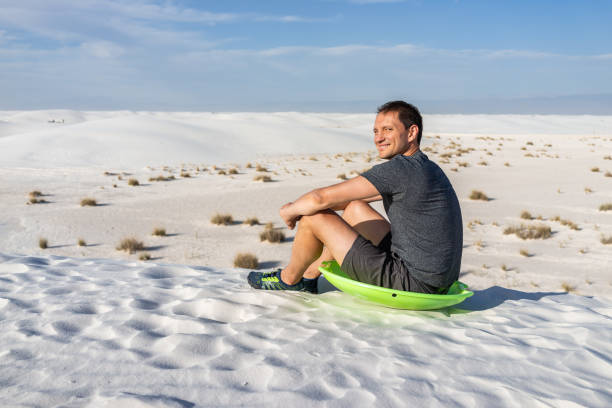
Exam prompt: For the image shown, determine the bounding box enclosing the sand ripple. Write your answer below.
[0,253,611,407]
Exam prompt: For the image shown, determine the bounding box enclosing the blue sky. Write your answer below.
[1,0,611,112]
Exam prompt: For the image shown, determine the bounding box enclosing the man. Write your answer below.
[248,101,463,294]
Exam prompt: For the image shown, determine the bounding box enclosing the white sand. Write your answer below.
[1,110,612,406]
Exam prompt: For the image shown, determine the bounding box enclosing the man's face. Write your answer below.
[373,111,414,159]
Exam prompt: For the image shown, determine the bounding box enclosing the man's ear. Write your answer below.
[407,124,419,143]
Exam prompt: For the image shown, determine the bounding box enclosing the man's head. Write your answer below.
[373,101,422,159]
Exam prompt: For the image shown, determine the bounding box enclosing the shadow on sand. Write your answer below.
[454,285,567,312]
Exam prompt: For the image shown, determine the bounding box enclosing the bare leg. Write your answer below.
[283,200,390,284]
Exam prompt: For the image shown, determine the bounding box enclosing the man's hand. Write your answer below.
[280,202,301,230]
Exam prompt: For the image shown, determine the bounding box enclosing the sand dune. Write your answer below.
[1,110,611,406]
[1,253,610,407]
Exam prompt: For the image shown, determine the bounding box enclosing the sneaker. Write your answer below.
[302,277,318,294]
[248,269,315,293]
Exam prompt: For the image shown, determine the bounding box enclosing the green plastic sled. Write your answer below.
[318,261,473,310]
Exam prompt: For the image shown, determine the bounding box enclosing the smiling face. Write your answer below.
[373,111,419,159]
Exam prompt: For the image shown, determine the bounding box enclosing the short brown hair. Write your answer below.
[377,101,423,144]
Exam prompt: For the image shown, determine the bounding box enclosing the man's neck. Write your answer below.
[402,145,420,157]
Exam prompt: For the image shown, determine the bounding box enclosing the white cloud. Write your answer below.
[80,41,125,58]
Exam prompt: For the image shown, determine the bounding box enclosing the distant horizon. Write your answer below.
[3,93,611,116]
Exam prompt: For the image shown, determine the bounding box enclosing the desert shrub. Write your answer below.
[469,190,489,201]
[601,235,612,245]
[113,184,117,188]
[504,162,510,167]
[264,222,275,231]
[591,167,600,172]
[245,162,253,168]
[228,168,239,175]
[457,162,469,167]
[255,164,268,172]
[128,178,139,186]
[520,211,532,220]
[477,161,488,166]
[80,198,97,207]
[584,187,593,193]
[211,213,233,225]
[550,216,579,230]
[233,252,259,269]
[149,175,175,182]
[116,237,144,254]
[519,249,531,257]
[28,197,47,204]
[260,228,285,243]
[39,238,48,249]
[599,203,612,211]
[337,173,347,180]
[29,190,42,198]
[253,174,272,182]
[526,141,533,145]
[503,224,552,240]
[152,228,166,236]
[309,156,318,161]
[139,253,151,261]
[180,172,191,178]
[561,282,576,292]
[244,217,260,226]
[77,238,86,247]
[605,171,612,177]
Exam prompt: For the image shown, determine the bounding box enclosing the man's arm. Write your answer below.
[280,176,380,229]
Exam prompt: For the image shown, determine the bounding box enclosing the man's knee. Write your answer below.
[342,200,373,223]
[299,209,336,228]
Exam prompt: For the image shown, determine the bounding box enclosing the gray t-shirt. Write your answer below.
[362,151,463,288]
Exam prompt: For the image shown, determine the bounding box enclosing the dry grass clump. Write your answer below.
[590,167,600,172]
[139,253,151,261]
[29,190,42,198]
[601,235,612,245]
[253,174,272,182]
[605,171,612,177]
[550,216,579,230]
[149,175,175,182]
[584,187,593,194]
[504,162,510,167]
[152,228,166,236]
[211,213,233,225]
[28,196,47,204]
[599,203,612,211]
[561,282,576,292]
[519,248,531,257]
[228,168,239,175]
[337,173,347,180]
[477,161,488,166]
[77,238,86,247]
[80,198,97,207]
[244,217,260,226]
[180,172,191,178]
[233,252,259,269]
[503,224,552,240]
[255,164,268,172]
[127,178,139,186]
[116,237,144,254]
[260,228,285,243]
[39,238,48,249]
[245,162,253,168]
[469,190,490,201]
[457,162,469,167]
[520,211,533,220]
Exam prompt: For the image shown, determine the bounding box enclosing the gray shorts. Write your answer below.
[340,233,438,294]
